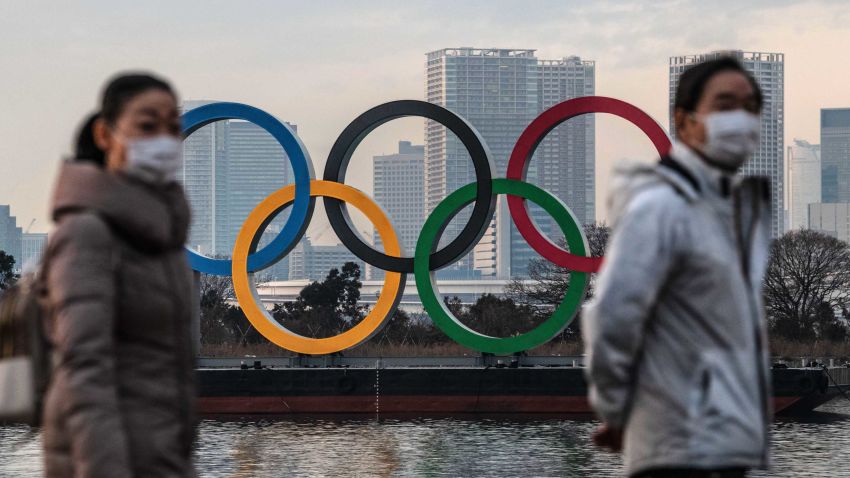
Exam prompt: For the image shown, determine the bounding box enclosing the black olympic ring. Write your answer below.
[322,100,497,273]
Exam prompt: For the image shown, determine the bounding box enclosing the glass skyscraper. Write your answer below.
[371,141,425,280]
[287,236,365,282]
[537,57,596,227]
[179,100,294,280]
[425,48,595,278]
[0,205,22,272]
[820,108,850,203]
[21,232,47,271]
[786,139,821,231]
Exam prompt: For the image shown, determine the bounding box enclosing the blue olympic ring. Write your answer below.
[181,102,315,275]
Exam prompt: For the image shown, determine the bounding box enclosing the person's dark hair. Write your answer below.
[100,73,174,125]
[73,73,175,167]
[73,113,106,166]
[674,57,763,113]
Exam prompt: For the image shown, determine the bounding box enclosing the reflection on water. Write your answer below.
[194,415,623,477]
[1,399,848,477]
[0,425,40,477]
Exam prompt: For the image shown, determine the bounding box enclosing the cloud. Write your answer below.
[0,0,848,235]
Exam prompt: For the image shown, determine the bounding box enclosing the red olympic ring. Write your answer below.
[506,96,672,273]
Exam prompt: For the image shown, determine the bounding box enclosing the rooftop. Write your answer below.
[427,48,536,60]
[670,50,784,65]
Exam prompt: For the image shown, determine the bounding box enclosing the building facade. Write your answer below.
[0,205,22,272]
[821,108,850,204]
[808,203,850,243]
[288,236,365,282]
[425,48,539,279]
[21,233,48,271]
[537,56,596,227]
[179,100,295,280]
[371,141,425,280]
[425,48,595,278]
[786,139,821,231]
[670,50,785,236]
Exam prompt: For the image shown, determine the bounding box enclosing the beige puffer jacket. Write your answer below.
[42,162,196,478]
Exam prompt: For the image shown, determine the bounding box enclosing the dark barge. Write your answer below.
[196,356,848,417]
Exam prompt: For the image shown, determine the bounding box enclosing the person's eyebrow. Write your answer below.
[137,106,180,122]
[136,107,160,118]
[713,92,739,102]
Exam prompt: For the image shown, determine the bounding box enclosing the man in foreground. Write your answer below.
[583,57,771,478]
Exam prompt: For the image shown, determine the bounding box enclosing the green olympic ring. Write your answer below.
[415,178,590,354]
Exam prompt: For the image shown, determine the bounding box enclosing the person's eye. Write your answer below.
[168,122,181,136]
[745,102,760,114]
[139,122,157,133]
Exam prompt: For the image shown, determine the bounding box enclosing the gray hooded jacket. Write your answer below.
[583,142,772,476]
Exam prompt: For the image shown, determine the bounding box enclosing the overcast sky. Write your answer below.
[1,0,849,238]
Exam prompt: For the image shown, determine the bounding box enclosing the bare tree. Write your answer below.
[200,274,233,307]
[506,223,609,310]
[505,223,609,338]
[763,229,850,341]
[198,274,235,344]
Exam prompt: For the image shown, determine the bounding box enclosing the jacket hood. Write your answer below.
[606,159,699,228]
[50,161,190,252]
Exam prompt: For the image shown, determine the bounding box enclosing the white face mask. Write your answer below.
[696,110,761,171]
[123,135,183,184]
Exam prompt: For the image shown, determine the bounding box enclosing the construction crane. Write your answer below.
[24,219,35,234]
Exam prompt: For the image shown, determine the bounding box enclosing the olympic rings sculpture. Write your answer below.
[183,97,671,355]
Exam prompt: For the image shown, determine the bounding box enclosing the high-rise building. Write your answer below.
[820,108,850,203]
[288,236,365,282]
[537,56,596,227]
[669,51,785,236]
[371,141,425,280]
[425,48,538,279]
[786,139,821,231]
[21,233,48,270]
[808,203,850,243]
[501,56,596,276]
[0,205,22,272]
[179,100,295,280]
[425,48,595,278]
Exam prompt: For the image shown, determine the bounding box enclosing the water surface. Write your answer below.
[1,399,848,477]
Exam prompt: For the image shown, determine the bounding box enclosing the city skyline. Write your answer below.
[2,2,848,243]
[800,108,850,241]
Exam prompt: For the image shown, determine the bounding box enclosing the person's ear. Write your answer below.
[673,107,689,136]
[93,117,112,152]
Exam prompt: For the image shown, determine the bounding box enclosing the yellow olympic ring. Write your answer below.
[232,180,404,355]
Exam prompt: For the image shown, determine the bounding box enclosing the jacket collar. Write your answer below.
[51,161,190,252]
[668,141,735,200]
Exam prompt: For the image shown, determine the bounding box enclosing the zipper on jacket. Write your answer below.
[734,183,770,467]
